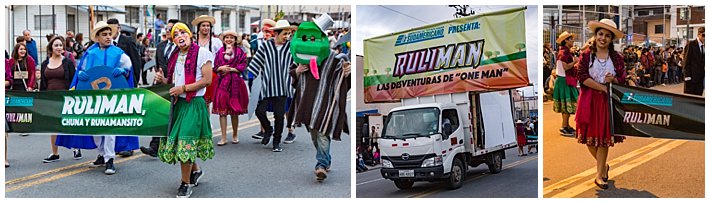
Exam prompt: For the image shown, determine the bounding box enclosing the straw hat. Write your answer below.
[556,31,577,44]
[220,30,240,42]
[269,20,296,31]
[588,19,624,40]
[91,21,118,42]
[262,19,277,27]
[191,15,216,26]
[515,120,524,124]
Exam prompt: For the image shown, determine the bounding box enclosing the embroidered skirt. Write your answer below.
[158,97,215,164]
[553,76,579,114]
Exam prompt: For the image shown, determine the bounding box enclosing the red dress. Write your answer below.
[575,49,626,147]
[212,46,249,116]
[515,123,527,146]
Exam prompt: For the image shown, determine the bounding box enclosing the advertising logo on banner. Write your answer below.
[5,85,172,136]
[363,7,529,103]
[610,84,704,141]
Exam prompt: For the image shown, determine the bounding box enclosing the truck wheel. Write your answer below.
[393,180,414,190]
[447,158,465,189]
[488,151,503,174]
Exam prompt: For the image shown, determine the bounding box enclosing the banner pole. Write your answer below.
[608,83,614,136]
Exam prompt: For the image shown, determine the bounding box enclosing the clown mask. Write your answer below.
[290,22,330,65]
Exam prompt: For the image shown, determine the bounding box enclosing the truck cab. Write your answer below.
[379,90,517,190]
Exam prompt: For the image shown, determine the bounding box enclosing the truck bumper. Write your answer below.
[380,166,446,181]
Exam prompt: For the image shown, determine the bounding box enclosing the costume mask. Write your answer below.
[290,22,330,65]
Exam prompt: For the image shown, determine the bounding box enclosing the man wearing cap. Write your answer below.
[289,14,351,182]
[683,27,705,96]
[553,31,579,136]
[248,19,295,152]
[67,21,136,175]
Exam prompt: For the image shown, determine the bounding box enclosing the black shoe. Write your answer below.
[42,154,60,163]
[140,146,158,157]
[252,131,265,140]
[190,170,204,187]
[315,168,327,183]
[118,150,134,157]
[565,127,576,133]
[284,133,296,144]
[91,155,105,168]
[176,182,193,198]
[261,132,272,145]
[104,158,116,175]
[73,149,83,160]
[560,128,573,136]
[272,143,283,152]
[594,178,609,190]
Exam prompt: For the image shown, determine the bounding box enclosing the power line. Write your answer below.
[378,5,429,24]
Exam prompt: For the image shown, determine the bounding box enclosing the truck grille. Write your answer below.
[383,154,436,168]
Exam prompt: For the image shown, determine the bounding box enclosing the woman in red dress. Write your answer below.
[212,31,249,146]
[575,19,626,189]
[515,120,527,156]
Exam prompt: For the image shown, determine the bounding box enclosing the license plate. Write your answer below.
[399,170,414,177]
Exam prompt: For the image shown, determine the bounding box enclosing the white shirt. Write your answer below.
[173,47,213,98]
[198,37,223,54]
[555,60,566,77]
[589,56,616,84]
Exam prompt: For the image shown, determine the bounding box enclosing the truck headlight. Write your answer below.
[382,159,394,168]
[421,155,443,167]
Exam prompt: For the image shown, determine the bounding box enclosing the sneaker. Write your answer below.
[118,150,134,157]
[315,168,327,182]
[565,127,576,133]
[261,132,272,145]
[42,154,60,163]
[73,149,83,160]
[139,146,158,157]
[104,158,116,175]
[284,133,296,144]
[251,131,265,140]
[560,128,573,136]
[272,143,283,152]
[176,183,193,198]
[190,170,203,187]
[90,155,105,168]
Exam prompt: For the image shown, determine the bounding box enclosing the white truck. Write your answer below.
[379,90,517,189]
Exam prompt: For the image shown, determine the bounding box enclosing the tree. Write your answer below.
[364,69,370,76]
[515,43,526,52]
[493,51,500,58]
[485,51,493,59]
[385,67,392,75]
[373,69,378,75]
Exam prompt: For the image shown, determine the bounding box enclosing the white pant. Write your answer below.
[93,136,116,162]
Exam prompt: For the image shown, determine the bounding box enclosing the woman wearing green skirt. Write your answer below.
[554,31,579,136]
[154,22,215,198]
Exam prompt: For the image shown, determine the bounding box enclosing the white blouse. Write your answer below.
[589,56,616,84]
[173,46,213,98]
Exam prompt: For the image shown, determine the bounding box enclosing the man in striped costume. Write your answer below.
[247,20,296,152]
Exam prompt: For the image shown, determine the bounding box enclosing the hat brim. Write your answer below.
[269,25,297,31]
[556,33,577,44]
[220,31,240,42]
[588,22,624,40]
[91,25,118,42]
[192,16,216,26]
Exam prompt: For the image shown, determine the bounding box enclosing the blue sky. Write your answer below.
[355,5,539,95]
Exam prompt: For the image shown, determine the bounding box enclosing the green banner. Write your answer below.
[6,85,172,136]
[363,7,529,103]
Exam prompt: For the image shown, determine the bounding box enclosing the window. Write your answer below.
[441,109,460,135]
[239,12,246,32]
[655,25,663,34]
[127,6,140,25]
[637,10,649,16]
[222,12,230,31]
[67,14,76,33]
[34,15,55,30]
[97,15,104,22]
[680,8,688,20]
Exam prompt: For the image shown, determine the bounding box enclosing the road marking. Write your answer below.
[6,152,146,193]
[542,139,671,196]
[409,155,538,198]
[357,178,385,186]
[547,140,687,198]
[5,117,268,192]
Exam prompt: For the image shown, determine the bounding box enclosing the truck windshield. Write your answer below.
[382,107,440,139]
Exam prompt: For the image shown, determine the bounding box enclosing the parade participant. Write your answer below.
[515,120,526,156]
[62,21,137,175]
[213,30,249,146]
[8,43,37,92]
[683,27,704,96]
[140,19,179,158]
[192,15,222,104]
[153,22,215,198]
[575,19,626,190]
[289,14,351,182]
[553,31,579,136]
[40,36,78,163]
[23,30,39,63]
[248,19,295,152]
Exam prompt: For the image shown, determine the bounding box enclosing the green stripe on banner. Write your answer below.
[5,85,172,136]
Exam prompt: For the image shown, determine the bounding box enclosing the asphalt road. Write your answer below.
[356,148,538,198]
[542,83,704,198]
[4,78,352,198]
